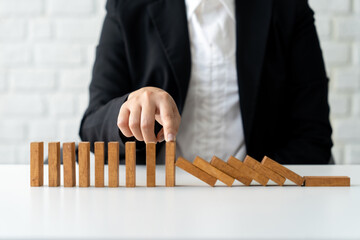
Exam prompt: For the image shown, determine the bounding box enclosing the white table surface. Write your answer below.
[0,163,359,240]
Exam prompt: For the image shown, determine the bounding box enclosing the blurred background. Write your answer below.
[0,0,359,164]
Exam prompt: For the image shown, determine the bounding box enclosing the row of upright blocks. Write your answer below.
[31,141,350,188]
[30,141,176,187]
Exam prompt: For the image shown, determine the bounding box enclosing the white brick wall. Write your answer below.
[0,0,359,164]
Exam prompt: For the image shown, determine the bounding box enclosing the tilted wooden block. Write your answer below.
[146,142,156,187]
[30,142,44,187]
[95,142,105,187]
[63,142,76,187]
[126,141,136,187]
[48,142,60,187]
[79,142,90,187]
[304,176,350,187]
[108,142,119,187]
[261,156,304,186]
[193,156,234,187]
[210,156,252,185]
[165,141,176,187]
[176,157,217,186]
[244,155,286,186]
[227,156,269,186]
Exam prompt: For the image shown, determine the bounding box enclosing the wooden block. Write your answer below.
[261,156,304,186]
[176,157,217,186]
[48,142,60,187]
[125,141,136,187]
[304,176,350,187]
[30,142,44,187]
[193,156,235,187]
[78,142,90,187]
[244,155,286,186]
[95,142,104,187]
[227,156,269,186]
[108,142,119,187]
[210,156,252,185]
[165,141,176,187]
[146,142,156,187]
[63,142,76,187]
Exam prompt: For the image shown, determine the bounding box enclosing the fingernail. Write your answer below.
[167,133,175,142]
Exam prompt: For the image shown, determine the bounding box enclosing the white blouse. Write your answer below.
[176,0,246,162]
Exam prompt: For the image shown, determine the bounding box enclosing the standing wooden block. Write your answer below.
[108,142,119,187]
[227,156,269,186]
[146,142,156,187]
[193,156,234,187]
[304,176,350,187]
[48,142,60,187]
[63,142,76,187]
[30,142,44,187]
[165,141,176,187]
[261,156,304,186]
[95,142,104,187]
[78,142,90,187]
[176,157,217,186]
[244,155,286,186]
[210,156,252,186]
[126,141,136,187]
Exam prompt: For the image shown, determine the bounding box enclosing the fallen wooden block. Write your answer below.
[210,156,252,185]
[94,142,105,187]
[108,142,119,187]
[304,176,350,187]
[227,156,269,186]
[193,156,234,187]
[30,142,44,187]
[244,155,286,186]
[126,141,136,187]
[261,156,304,186]
[48,142,60,187]
[176,157,217,186]
[79,142,90,187]
[146,142,156,187]
[63,142,76,187]
[165,141,176,187]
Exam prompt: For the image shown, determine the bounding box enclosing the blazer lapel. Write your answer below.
[235,0,272,144]
[147,0,191,114]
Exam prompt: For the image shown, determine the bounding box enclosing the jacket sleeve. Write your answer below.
[274,0,333,164]
[79,0,134,162]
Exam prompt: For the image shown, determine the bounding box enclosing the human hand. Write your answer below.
[117,87,181,143]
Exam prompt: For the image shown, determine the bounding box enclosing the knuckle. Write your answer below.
[142,90,153,100]
[159,91,170,101]
[117,118,127,129]
[141,119,152,130]
[129,120,140,129]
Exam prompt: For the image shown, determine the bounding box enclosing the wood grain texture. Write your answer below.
[108,142,119,187]
[63,142,76,187]
[95,142,104,187]
[261,156,304,186]
[210,156,252,185]
[126,141,136,187]
[78,142,90,187]
[48,142,60,187]
[165,141,176,187]
[176,157,217,186]
[30,142,43,187]
[304,176,350,187]
[146,142,156,187]
[193,156,234,187]
[227,156,269,186]
[244,155,286,186]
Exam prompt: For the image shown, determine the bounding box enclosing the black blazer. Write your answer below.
[80,0,333,164]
